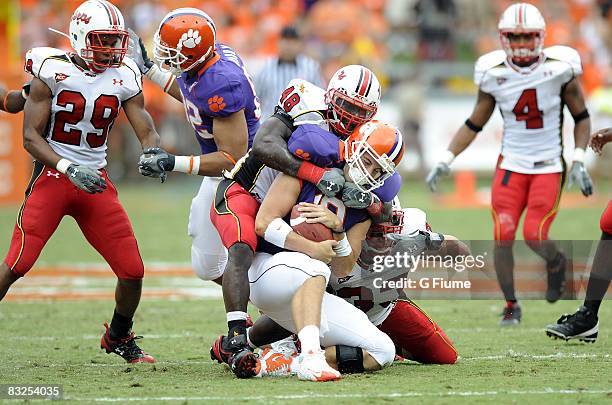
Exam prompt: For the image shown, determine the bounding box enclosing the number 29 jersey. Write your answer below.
[24,47,143,169]
[475,46,582,174]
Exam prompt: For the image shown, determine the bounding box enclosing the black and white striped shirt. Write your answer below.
[254,55,324,119]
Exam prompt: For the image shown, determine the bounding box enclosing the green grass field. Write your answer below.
[0,176,610,403]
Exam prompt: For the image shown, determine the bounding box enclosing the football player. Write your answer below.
[0,0,160,363]
[545,127,612,342]
[0,81,28,113]
[237,121,404,381]
[209,73,401,370]
[426,3,592,325]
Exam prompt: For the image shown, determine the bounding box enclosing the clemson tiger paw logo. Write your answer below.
[179,29,201,50]
[208,95,226,112]
[294,148,311,160]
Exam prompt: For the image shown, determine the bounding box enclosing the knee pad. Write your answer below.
[191,246,226,281]
[335,345,364,374]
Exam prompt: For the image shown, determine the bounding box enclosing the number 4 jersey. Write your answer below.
[24,47,143,169]
[475,45,582,174]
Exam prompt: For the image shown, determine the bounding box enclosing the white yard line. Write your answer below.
[64,389,611,402]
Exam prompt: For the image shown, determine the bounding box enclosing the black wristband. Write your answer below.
[572,109,589,123]
[465,119,483,133]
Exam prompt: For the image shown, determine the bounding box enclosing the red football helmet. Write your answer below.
[153,8,217,75]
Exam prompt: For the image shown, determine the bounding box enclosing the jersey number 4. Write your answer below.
[512,88,543,129]
[52,90,120,148]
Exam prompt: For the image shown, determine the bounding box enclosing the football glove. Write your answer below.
[341,181,374,209]
[425,162,450,192]
[66,164,107,194]
[387,230,444,256]
[567,161,593,197]
[316,168,345,197]
[138,147,175,183]
[127,28,153,75]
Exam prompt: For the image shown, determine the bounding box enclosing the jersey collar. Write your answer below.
[197,53,221,77]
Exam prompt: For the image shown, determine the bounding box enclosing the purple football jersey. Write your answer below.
[176,44,260,154]
[287,124,402,202]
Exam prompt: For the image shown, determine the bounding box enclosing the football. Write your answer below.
[289,204,334,242]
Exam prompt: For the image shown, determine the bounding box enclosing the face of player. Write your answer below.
[344,152,384,182]
[506,32,540,65]
[88,33,128,69]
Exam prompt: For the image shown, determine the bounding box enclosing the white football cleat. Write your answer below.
[270,336,298,357]
[296,349,341,382]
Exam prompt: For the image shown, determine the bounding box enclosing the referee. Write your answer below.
[254,26,324,119]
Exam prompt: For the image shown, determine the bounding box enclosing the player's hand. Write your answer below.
[308,239,338,264]
[138,147,175,183]
[387,230,445,256]
[425,162,450,192]
[66,164,107,194]
[341,181,374,209]
[127,28,153,75]
[590,127,612,155]
[316,168,345,197]
[567,161,593,197]
[297,202,343,232]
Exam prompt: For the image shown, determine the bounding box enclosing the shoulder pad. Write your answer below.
[24,47,68,78]
[121,57,141,77]
[279,79,327,121]
[544,46,582,76]
[474,50,506,86]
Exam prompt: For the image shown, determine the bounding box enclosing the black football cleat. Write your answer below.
[100,322,155,363]
[545,306,599,343]
[499,302,521,326]
[210,333,251,365]
[546,252,567,303]
[230,347,260,379]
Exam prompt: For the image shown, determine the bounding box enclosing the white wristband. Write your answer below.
[441,150,455,166]
[332,233,352,257]
[56,158,73,174]
[572,148,585,163]
[173,155,200,175]
[264,218,293,248]
[145,64,175,93]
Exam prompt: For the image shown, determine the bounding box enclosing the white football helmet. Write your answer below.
[325,65,381,139]
[498,3,546,66]
[69,0,128,72]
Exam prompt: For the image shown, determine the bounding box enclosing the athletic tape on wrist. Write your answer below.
[264,218,293,248]
[174,155,200,175]
[441,150,455,166]
[572,148,585,163]
[146,65,175,93]
[333,233,352,257]
[56,158,73,174]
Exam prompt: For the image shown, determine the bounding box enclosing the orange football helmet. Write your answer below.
[153,8,216,75]
[344,120,404,192]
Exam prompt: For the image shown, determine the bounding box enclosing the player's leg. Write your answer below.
[210,179,259,344]
[245,252,339,381]
[546,201,612,342]
[522,171,566,302]
[318,292,396,373]
[378,299,457,364]
[491,166,528,324]
[71,174,153,363]
[189,176,228,284]
[1,164,66,299]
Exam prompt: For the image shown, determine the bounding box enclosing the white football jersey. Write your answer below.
[328,208,429,325]
[474,46,582,174]
[277,79,330,129]
[25,47,142,169]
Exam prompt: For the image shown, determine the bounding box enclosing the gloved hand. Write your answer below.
[138,147,175,183]
[567,161,593,197]
[425,162,450,192]
[65,164,107,194]
[315,168,345,197]
[127,28,154,75]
